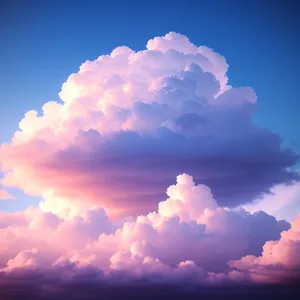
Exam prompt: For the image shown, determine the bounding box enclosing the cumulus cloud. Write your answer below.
[230,213,300,283]
[0,206,113,270]
[0,32,298,216]
[0,33,299,295]
[0,174,295,288]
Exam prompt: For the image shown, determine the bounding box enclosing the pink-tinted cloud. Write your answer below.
[0,32,299,295]
[0,33,298,217]
[0,206,113,269]
[0,174,293,285]
[229,213,300,283]
[0,188,14,200]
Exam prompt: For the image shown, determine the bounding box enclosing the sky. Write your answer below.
[0,0,300,298]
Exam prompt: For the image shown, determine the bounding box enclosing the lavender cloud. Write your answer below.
[0,174,294,284]
[0,32,298,216]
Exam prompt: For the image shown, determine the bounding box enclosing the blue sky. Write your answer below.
[0,0,299,212]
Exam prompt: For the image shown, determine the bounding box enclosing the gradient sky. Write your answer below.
[0,1,300,297]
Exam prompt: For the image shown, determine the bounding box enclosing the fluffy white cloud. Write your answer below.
[0,32,297,217]
[229,213,300,283]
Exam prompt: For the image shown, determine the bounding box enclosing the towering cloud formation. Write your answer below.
[243,180,300,221]
[0,33,299,295]
[0,32,298,216]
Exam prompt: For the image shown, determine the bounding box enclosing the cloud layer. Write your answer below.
[0,174,298,289]
[0,32,298,216]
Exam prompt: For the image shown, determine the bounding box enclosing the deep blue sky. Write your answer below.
[0,0,299,211]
